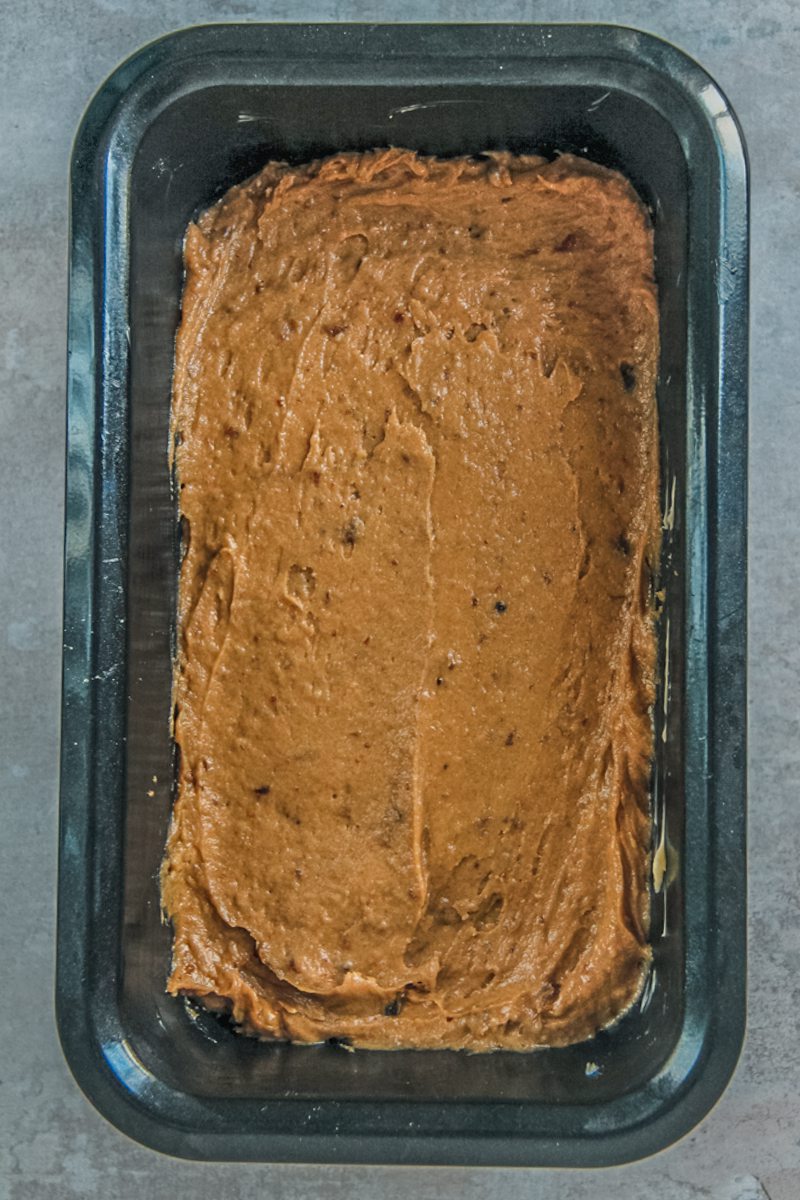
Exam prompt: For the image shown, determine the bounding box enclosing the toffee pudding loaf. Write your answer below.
[162,149,660,1050]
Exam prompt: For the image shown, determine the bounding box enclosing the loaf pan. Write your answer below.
[58,22,748,1166]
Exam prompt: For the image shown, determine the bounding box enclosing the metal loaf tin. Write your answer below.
[58,23,748,1166]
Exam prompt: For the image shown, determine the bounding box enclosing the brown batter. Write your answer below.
[163,149,660,1050]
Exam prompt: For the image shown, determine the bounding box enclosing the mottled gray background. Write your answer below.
[1,0,797,1197]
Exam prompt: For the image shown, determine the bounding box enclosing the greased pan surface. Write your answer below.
[58,22,747,1165]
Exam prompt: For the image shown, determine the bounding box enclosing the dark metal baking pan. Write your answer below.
[58,22,748,1166]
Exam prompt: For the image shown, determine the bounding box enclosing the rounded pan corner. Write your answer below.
[594,23,749,180]
[601,1008,746,1168]
[53,965,212,1161]
[68,22,211,184]
[54,998,169,1160]
[69,39,154,178]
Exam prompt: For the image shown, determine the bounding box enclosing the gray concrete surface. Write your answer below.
[1,0,798,1196]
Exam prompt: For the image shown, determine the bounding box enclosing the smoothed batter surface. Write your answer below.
[163,148,660,1050]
